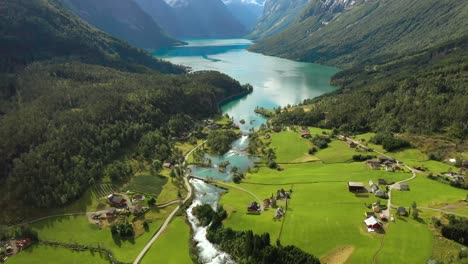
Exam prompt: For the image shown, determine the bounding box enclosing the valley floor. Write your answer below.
[4,128,467,264]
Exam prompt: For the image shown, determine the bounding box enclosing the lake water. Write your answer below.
[154,39,339,263]
[154,39,340,131]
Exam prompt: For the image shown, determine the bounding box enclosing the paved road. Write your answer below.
[347,137,417,219]
[132,141,203,264]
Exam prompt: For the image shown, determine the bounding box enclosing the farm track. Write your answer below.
[132,141,204,264]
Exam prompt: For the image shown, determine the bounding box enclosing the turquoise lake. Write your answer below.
[154,39,340,180]
[153,39,340,131]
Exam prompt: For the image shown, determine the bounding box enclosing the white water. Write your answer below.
[186,179,236,264]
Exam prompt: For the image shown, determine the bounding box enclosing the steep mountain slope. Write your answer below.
[259,0,468,137]
[0,0,184,77]
[251,0,468,67]
[137,0,247,38]
[272,36,468,137]
[248,0,309,40]
[0,0,251,217]
[60,0,181,50]
[134,0,182,38]
[223,0,264,30]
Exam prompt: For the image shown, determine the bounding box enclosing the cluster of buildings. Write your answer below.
[366,157,401,172]
[92,193,145,222]
[441,171,465,184]
[247,201,261,215]
[0,239,32,262]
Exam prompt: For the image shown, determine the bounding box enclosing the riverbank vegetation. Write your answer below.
[192,204,320,264]
[206,130,239,155]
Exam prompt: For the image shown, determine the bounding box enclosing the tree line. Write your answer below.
[193,204,320,264]
[0,62,249,209]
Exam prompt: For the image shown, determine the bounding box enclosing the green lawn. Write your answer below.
[141,217,192,264]
[314,140,364,163]
[29,205,177,263]
[270,131,313,163]
[391,175,467,208]
[9,244,108,264]
[220,162,416,263]
[217,131,466,263]
[374,216,433,264]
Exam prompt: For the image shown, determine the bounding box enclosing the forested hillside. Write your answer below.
[0,0,185,77]
[0,63,247,208]
[0,0,250,216]
[60,0,182,50]
[252,0,468,138]
[272,37,468,138]
[251,0,468,67]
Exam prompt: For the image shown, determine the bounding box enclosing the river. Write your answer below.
[153,39,339,263]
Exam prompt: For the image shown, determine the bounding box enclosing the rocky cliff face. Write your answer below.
[248,0,308,39]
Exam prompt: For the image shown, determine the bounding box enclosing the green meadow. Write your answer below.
[28,204,177,263]
[270,131,314,163]
[218,129,467,263]
[9,244,108,264]
[141,217,192,264]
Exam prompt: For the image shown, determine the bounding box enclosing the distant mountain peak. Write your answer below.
[164,0,189,8]
[223,0,265,6]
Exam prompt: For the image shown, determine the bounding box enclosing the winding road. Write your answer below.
[132,141,206,264]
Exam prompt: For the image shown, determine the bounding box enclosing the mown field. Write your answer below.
[218,129,467,263]
[9,244,108,264]
[141,216,192,264]
[27,204,177,263]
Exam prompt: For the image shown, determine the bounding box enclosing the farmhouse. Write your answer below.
[393,183,409,191]
[301,130,311,138]
[132,194,145,203]
[106,207,117,218]
[374,189,387,198]
[370,183,379,194]
[346,140,357,148]
[378,179,387,185]
[132,204,143,215]
[107,194,127,207]
[276,189,291,199]
[385,164,394,172]
[348,182,365,192]
[247,201,260,214]
[379,157,396,164]
[365,212,375,218]
[366,160,381,170]
[364,216,382,232]
[372,203,382,213]
[274,207,285,219]
[379,213,387,221]
[397,206,408,216]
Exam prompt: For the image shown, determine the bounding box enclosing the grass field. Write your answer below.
[9,244,108,264]
[126,174,168,197]
[270,131,314,163]
[391,175,467,207]
[218,129,467,263]
[314,140,364,163]
[374,215,433,264]
[29,204,177,263]
[141,217,192,264]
